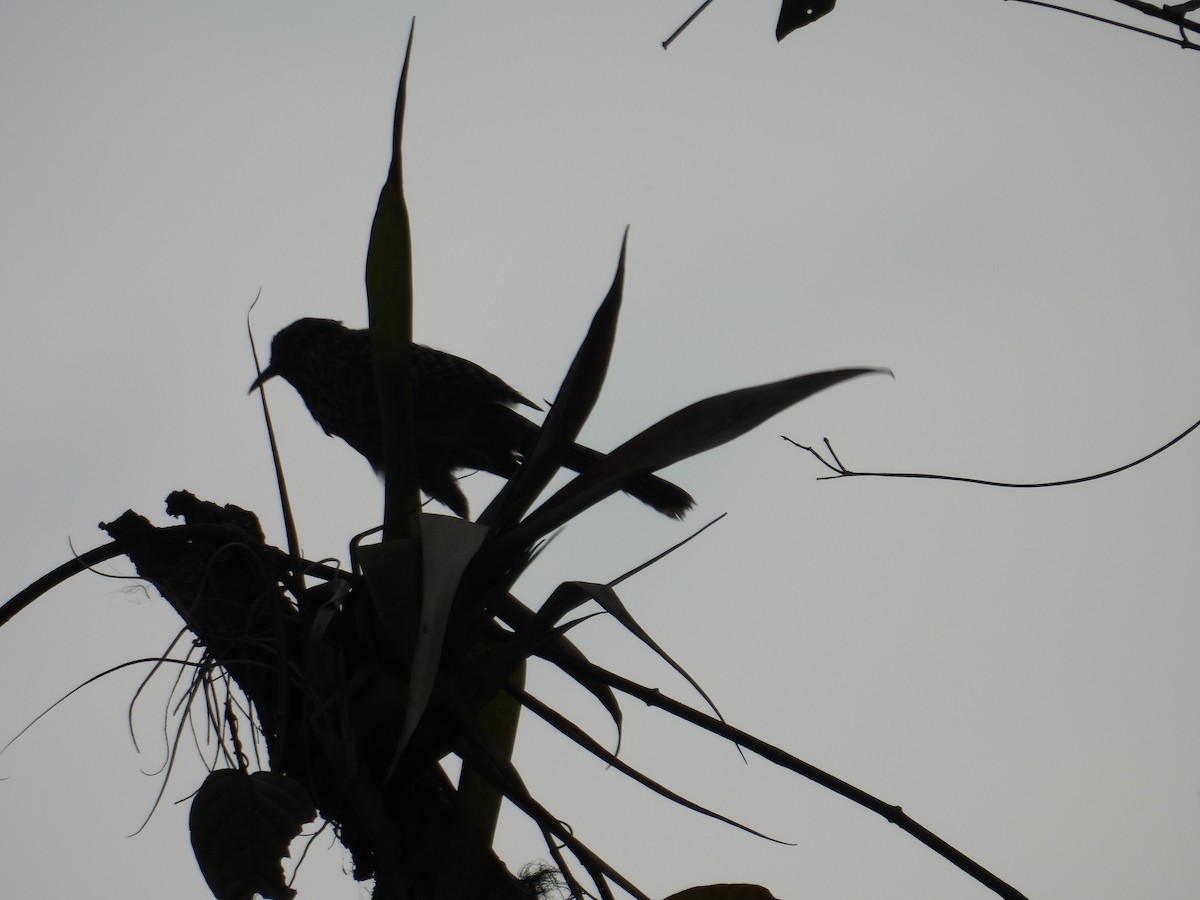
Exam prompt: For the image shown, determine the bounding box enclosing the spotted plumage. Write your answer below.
[252,318,693,520]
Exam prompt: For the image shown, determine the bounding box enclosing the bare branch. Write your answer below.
[663,0,720,49]
[785,414,1200,488]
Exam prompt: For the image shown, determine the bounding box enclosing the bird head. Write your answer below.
[249,318,345,393]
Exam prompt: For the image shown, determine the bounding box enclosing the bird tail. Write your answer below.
[562,443,694,520]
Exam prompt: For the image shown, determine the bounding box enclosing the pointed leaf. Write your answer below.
[490,594,625,737]
[577,581,730,738]
[470,583,600,695]
[365,23,420,540]
[514,367,887,541]
[481,233,627,528]
[189,769,315,900]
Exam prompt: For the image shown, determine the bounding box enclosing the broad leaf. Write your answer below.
[189,769,315,900]
[665,886,778,900]
[360,514,490,776]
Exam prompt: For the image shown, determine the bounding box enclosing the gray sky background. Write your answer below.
[2,2,1198,898]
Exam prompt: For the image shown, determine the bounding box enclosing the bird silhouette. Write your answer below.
[251,318,693,520]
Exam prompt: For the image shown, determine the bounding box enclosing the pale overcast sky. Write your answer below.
[2,2,1198,899]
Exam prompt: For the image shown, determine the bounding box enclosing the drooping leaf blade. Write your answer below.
[575,580,732,741]
[545,653,1033,900]
[516,688,788,845]
[489,594,625,738]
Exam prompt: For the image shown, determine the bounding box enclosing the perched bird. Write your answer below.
[251,318,693,520]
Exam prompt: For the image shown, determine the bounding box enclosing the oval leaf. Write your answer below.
[664,885,778,900]
[189,769,316,900]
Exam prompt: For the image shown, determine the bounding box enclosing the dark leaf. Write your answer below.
[517,689,788,845]
[664,886,779,900]
[441,658,528,900]
[491,594,626,738]
[572,581,730,737]
[470,583,604,700]
[359,516,489,778]
[365,23,420,540]
[777,0,837,41]
[452,706,648,900]
[189,769,315,900]
[512,367,887,542]
[482,233,627,528]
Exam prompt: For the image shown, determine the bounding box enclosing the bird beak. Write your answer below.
[248,364,278,394]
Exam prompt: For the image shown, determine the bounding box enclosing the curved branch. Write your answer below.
[1006,0,1199,47]
[785,413,1200,489]
[1,542,127,629]
[1,525,353,631]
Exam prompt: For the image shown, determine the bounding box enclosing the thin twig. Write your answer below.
[609,512,725,588]
[248,293,306,594]
[784,413,1200,488]
[663,0,719,48]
